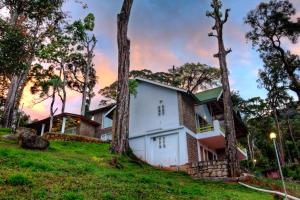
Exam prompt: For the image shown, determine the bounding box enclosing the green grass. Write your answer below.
[0,138,275,200]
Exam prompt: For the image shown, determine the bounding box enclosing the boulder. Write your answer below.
[2,134,18,141]
[18,128,49,150]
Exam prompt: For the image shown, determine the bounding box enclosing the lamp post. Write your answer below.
[270,132,288,199]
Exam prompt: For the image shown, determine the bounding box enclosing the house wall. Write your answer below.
[177,93,197,133]
[129,81,180,138]
[78,121,96,137]
[129,128,189,167]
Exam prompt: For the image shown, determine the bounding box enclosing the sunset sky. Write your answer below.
[21,0,300,120]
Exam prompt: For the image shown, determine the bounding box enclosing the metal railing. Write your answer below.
[196,124,214,133]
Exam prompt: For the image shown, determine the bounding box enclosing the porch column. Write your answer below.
[41,123,45,136]
[61,117,67,134]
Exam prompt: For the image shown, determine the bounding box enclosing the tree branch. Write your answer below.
[222,8,230,24]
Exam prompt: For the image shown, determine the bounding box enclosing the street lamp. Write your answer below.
[269,132,288,199]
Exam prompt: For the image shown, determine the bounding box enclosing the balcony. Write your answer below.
[196,120,224,135]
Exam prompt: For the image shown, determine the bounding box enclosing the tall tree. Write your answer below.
[30,64,62,132]
[99,64,220,102]
[245,0,300,104]
[111,0,134,154]
[207,0,240,177]
[1,0,65,130]
[66,13,97,116]
[37,28,73,113]
[170,63,220,92]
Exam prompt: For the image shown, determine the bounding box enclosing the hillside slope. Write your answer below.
[0,137,273,200]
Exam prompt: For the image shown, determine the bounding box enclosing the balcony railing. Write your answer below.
[196,124,214,133]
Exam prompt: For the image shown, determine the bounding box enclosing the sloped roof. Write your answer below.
[135,77,187,93]
[27,113,100,127]
[195,87,223,103]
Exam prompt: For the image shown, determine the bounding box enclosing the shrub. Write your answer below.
[283,164,300,181]
[7,174,32,186]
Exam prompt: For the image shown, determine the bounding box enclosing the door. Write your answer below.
[150,133,179,166]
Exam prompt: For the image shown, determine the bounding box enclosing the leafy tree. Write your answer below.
[99,63,220,102]
[30,64,63,132]
[245,0,300,104]
[1,0,65,130]
[170,63,220,92]
[37,28,73,113]
[66,13,97,116]
[207,0,240,177]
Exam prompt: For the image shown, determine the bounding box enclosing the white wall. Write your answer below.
[129,81,180,138]
[129,128,189,166]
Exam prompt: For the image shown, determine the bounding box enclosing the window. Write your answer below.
[158,136,166,149]
[158,100,165,116]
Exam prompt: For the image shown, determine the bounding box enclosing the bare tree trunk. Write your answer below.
[111,0,133,154]
[61,63,67,113]
[207,0,240,177]
[80,64,89,116]
[80,38,96,116]
[49,89,57,132]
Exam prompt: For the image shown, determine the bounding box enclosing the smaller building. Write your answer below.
[87,103,115,141]
[27,113,100,137]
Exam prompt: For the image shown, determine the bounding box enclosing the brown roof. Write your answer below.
[27,113,100,127]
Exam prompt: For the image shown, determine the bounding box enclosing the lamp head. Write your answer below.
[270,132,277,140]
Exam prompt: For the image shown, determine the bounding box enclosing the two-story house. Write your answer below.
[89,78,247,167]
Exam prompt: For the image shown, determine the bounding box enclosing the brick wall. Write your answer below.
[177,92,196,133]
[188,160,228,178]
[186,133,199,163]
[78,121,96,137]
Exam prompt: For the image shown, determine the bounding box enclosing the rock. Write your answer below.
[2,134,18,141]
[18,128,49,150]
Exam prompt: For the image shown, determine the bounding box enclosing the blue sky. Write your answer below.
[23,0,300,119]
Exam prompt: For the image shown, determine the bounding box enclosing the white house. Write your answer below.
[89,78,247,168]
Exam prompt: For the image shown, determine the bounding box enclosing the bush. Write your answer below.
[0,128,12,134]
[283,164,300,181]
[7,174,32,186]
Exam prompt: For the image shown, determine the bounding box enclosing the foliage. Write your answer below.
[0,139,274,199]
[66,13,97,115]
[7,174,32,186]
[245,0,300,101]
[99,63,220,102]
[283,164,300,181]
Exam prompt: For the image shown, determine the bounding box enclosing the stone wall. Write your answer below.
[186,133,199,163]
[188,160,228,178]
[43,133,106,144]
[177,92,197,132]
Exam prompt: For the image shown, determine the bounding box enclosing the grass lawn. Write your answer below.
[0,135,275,200]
